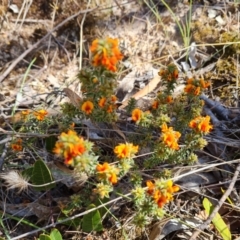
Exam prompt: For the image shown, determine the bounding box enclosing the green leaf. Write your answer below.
[22,167,34,178]
[82,204,103,232]
[31,160,56,191]
[50,229,62,240]
[39,234,52,240]
[45,136,57,152]
[203,198,231,240]
[57,215,81,228]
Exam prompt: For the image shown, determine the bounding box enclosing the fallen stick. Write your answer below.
[189,163,240,239]
[0,7,97,83]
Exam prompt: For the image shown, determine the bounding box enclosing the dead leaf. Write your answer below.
[119,75,161,110]
[64,88,82,108]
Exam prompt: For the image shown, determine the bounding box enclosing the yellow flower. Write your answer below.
[114,142,139,159]
[132,108,142,122]
[161,123,181,150]
[33,109,48,121]
[81,101,94,114]
[189,116,213,134]
[166,180,180,194]
[21,110,30,120]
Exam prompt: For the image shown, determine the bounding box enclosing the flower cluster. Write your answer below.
[80,96,118,121]
[184,78,210,96]
[11,138,23,152]
[20,109,48,121]
[98,95,118,113]
[96,162,119,184]
[161,123,181,150]
[158,65,179,81]
[152,95,173,110]
[94,142,139,199]
[189,115,213,134]
[21,110,30,121]
[114,142,139,159]
[54,130,99,174]
[90,38,123,72]
[53,130,86,165]
[114,142,139,174]
[33,109,48,121]
[146,179,179,208]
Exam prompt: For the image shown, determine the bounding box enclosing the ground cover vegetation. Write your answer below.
[1,0,240,239]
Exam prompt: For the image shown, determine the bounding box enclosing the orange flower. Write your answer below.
[96,162,118,184]
[21,110,30,120]
[187,78,194,84]
[166,95,173,103]
[194,86,201,96]
[98,97,106,108]
[172,69,178,79]
[161,123,181,150]
[152,100,159,109]
[158,69,165,77]
[96,162,110,173]
[146,179,180,208]
[185,78,210,96]
[114,143,139,159]
[90,38,123,72]
[33,109,48,121]
[153,190,168,208]
[200,79,210,88]
[108,173,118,184]
[184,84,194,93]
[146,180,155,195]
[111,95,118,102]
[107,105,113,113]
[53,130,86,165]
[189,116,213,134]
[11,138,23,152]
[81,101,94,114]
[132,108,142,122]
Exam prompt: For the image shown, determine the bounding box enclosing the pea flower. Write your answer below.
[81,101,94,115]
[33,109,48,121]
[189,115,213,134]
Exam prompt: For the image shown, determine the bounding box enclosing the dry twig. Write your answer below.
[190,163,240,239]
[0,7,97,83]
